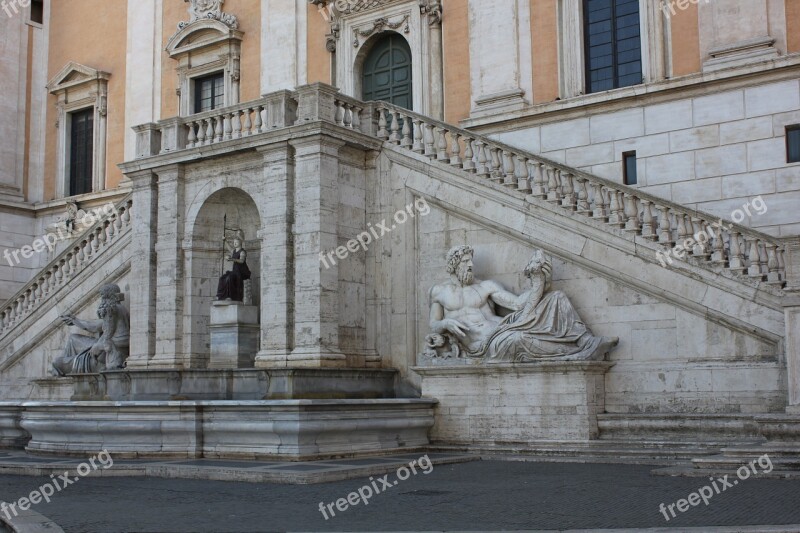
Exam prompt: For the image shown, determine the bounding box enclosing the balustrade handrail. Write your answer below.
[371,100,786,288]
[373,101,780,246]
[0,193,134,338]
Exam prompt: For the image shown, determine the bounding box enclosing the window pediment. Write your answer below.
[47,62,110,95]
[166,19,243,59]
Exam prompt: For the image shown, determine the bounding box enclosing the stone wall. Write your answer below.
[490,78,800,238]
[370,148,785,415]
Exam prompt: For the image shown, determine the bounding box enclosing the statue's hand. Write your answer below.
[60,315,75,326]
[442,319,470,338]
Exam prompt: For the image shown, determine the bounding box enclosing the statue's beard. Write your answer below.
[456,266,474,286]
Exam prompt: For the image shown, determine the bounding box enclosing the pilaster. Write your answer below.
[125,170,158,369]
[287,135,347,368]
[783,238,800,408]
[150,165,187,369]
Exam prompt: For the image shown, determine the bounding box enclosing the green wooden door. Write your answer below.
[362,33,413,110]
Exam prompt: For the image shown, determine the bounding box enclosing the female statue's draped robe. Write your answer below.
[216,249,251,302]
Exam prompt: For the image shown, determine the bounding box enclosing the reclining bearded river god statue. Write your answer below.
[52,284,130,376]
[425,245,618,363]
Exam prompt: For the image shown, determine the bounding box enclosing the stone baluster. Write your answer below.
[243,108,254,136]
[778,245,787,282]
[33,279,44,302]
[640,200,655,240]
[346,104,355,129]
[424,123,436,158]
[766,243,782,284]
[657,206,674,246]
[728,232,746,274]
[69,248,79,273]
[517,156,531,192]
[186,122,197,148]
[214,116,223,142]
[501,151,515,187]
[450,133,462,167]
[401,114,413,148]
[561,173,576,209]
[351,105,362,131]
[390,112,402,144]
[233,111,243,139]
[475,141,489,178]
[546,168,560,203]
[222,113,233,141]
[335,101,345,127]
[463,137,476,172]
[591,183,607,220]
[758,242,769,275]
[489,148,503,183]
[436,128,449,161]
[203,118,213,145]
[575,176,589,213]
[254,105,263,134]
[0,310,7,333]
[608,190,625,228]
[691,219,711,259]
[623,194,640,233]
[412,119,424,153]
[747,238,763,277]
[676,214,691,246]
[377,107,388,139]
[194,120,205,145]
[531,163,546,199]
[707,224,725,264]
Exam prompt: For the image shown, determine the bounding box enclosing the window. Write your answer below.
[584,0,642,94]
[30,0,43,24]
[788,125,800,164]
[194,73,225,114]
[623,151,637,185]
[69,108,94,196]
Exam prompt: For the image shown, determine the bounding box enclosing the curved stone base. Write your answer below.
[0,403,28,448]
[20,399,436,460]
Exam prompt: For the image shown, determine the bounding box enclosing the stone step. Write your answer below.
[598,413,763,443]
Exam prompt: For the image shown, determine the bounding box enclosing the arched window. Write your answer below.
[362,33,413,110]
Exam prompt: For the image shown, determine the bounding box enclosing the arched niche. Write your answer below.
[185,187,261,368]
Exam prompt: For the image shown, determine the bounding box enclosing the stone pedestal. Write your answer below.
[414,362,614,444]
[0,403,28,448]
[209,302,259,369]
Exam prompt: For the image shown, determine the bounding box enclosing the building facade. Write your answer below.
[0,0,799,460]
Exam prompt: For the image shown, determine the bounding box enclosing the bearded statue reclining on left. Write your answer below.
[51,284,130,376]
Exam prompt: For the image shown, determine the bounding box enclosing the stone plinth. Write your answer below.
[68,368,397,401]
[414,362,614,444]
[209,302,259,369]
[0,403,28,448]
[20,399,436,460]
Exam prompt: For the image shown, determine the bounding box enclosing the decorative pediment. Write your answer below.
[178,0,238,31]
[47,62,110,94]
[166,18,243,58]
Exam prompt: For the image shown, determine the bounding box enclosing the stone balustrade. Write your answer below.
[372,101,788,288]
[0,196,133,339]
[131,84,788,288]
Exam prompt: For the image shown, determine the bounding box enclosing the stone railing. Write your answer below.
[371,101,787,288]
[134,91,299,158]
[0,195,133,339]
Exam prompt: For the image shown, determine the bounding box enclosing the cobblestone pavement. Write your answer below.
[1,460,800,532]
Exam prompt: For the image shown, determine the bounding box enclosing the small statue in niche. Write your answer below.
[216,229,251,302]
[52,284,130,376]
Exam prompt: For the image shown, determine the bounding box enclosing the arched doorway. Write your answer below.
[362,33,413,110]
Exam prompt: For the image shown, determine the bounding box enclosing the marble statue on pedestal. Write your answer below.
[216,233,251,302]
[52,284,130,376]
[425,246,618,363]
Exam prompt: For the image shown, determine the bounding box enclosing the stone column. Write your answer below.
[125,170,158,369]
[783,238,800,412]
[255,142,296,368]
[150,164,187,369]
[558,0,584,99]
[287,135,347,368]
[426,3,444,121]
